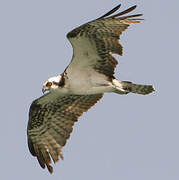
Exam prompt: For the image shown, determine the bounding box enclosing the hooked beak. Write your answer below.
[42,86,48,94]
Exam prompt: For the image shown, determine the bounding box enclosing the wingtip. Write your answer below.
[97,4,122,19]
[132,5,137,9]
[115,4,122,9]
[108,4,140,19]
[117,4,122,9]
[47,164,53,174]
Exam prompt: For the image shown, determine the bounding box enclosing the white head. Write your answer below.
[42,75,64,93]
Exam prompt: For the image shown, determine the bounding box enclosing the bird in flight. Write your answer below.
[27,4,155,173]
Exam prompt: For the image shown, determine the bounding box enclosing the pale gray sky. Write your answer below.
[1,0,179,179]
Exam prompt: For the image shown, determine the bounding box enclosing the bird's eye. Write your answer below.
[46,82,52,87]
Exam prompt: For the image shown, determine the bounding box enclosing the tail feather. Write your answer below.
[121,81,155,95]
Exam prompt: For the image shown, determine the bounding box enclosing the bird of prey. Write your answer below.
[27,4,155,173]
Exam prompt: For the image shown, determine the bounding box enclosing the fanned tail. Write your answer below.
[121,81,155,95]
[113,79,155,95]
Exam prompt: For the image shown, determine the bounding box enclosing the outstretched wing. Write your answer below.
[66,4,143,78]
[27,93,103,173]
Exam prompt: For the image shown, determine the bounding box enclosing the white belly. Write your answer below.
[66,68,113,95]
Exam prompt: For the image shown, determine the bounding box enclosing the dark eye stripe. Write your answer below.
[53,82,59,86]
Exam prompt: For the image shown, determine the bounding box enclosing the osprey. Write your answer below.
[27,4,155,173]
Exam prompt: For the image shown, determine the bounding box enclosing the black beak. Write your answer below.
[42,87,46,94]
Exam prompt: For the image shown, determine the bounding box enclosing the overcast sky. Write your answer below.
[1,0,179,179]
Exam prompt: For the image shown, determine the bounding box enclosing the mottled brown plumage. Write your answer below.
[28,93,103,173]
